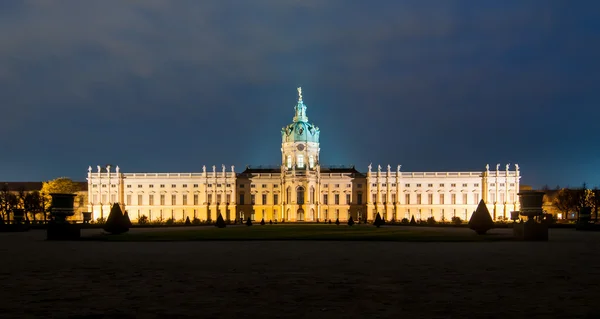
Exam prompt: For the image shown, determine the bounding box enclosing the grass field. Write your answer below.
[85,224,514,242]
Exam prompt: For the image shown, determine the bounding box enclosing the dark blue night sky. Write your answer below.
[0,0,598,188]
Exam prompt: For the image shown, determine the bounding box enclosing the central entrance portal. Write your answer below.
[297,208,304,221]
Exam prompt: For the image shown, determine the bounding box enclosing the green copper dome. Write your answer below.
[281,88,320,144]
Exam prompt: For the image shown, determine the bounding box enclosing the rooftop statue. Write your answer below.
[297,87,302,101]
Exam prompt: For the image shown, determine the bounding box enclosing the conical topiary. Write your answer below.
[469,199,495,235]
[185,216,191,225]
[347,216,355,226]
[260,218,265,225]
[269,220,273,225]
[246,217,252,226]
[103,203,129,234]
[335,218,340,225]
[123,210,133,228]
[409,215,416,225]
[373,213,383,228]
[215,213,226,228]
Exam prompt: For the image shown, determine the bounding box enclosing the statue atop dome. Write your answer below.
[297,87,302,101]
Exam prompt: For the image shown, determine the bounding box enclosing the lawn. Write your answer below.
[85,224,514,242]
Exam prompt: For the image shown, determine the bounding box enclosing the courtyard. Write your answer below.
[0,227,599,318]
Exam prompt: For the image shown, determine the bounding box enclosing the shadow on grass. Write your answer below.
[80,225,515,242]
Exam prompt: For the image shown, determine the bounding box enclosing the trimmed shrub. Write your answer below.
[215,214,226,228]
[269,220,273,225]
[123,211,133,228]
[260,218,265,225]
[401,218,409,225]
[335,218,340,225]
[468,199,495,235]
[347,216,355,226]
[137,215,148,225]
[192,217,201,225]
[165,218,175,225]
[328,219,332,224]
[246,217,252,226]
[409,215,416,225]
[373,213,383,228]
[185,216,191,225]
[451,216,462,225]
[103,203,129,234]
[427,217,436,225]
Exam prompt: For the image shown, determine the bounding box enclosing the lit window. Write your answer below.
[287,155,292,169]
[309,156,315,168]
[297,154,304,168]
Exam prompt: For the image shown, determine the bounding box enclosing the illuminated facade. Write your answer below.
[87,88,522,222]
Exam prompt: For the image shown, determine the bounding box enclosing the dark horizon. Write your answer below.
[0,1,598,188]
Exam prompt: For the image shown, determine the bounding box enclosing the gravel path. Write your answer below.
[1,228,599,318]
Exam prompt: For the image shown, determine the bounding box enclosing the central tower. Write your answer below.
[281,87,321,170]
[280,87,321,221]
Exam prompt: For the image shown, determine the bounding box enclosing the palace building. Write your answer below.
[86,88,522,222]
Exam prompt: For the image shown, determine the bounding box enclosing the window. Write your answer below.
[208,194,212,204]
[193,184,199,188]
[372,183,377,187]
[500,183,505,187]
[309,156,315,168]
[160,184,165,188]
[416,184,421,187]
[357,192,363,205]
[126,195,131,205]
[217,184,221,188]
[323,184,328,188]
[171,184,176,188]
[462,183,468,187]
[251,194,256,205]
[463,193,468,205]
[297,154,304,168]
[160,194,165,206]
[102,194,107,203]
[474,183,479,187]
[490,183,495,187]
[226,194,231,203]
[273,194,279,205]
[193,194,198,205]
[439,194,445,205]
[490,193,496,203]
[183,194,188,205]
[346,194,351,204]
[405,184,410,187]
[287,155,292,168]
[239,193,245,205]
[137,185,142,188]
[335,184,340,188]
[451,194,456,205]
[372,194,376,203]
[110,194,116,203]
[149,185,154,188]
[239,184,244,188]
[297,187,305,204]
[357,184,363,189]
[262,194,267,205]
[226,184,231,187]
[381,192,386,202]
[310,188,315,204]
[427,184,433,187]
[382,183,387,187]
[149,195,154,206]
[251,184,256,188]
[510,183,515,187]
[172,194,177,205]
[323,194,328,205]
[499,193,505,203]
[474,193,480,203]
[125,185,130,188]
[392,193,396,203]
[450,183,456,187]
[334,194,340,205]
[405,193,410,204]
[262,184,267,188]
[208,184,213,188]
[183,184,188,188]
[509,193,514,203]
[217,194,221,203]
[417,194,422,204]
[138,194,143,205]
[273,185,278,188]
[391,183,396,187]
[439,183,444,187]
[428,194,433,205]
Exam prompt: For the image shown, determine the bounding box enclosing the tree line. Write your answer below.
[552,184,600,220]
[0,178,81,223]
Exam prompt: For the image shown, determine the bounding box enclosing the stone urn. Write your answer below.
[49,193,76,223]
[12,209,25,224]
[513,191,548,241]
[82,212,92,224]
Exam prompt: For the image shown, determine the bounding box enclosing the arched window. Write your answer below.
[309,156,315,168]
[286,155,292,169]
[297,186,305,204]
[310,187,315,204]
[297,154,304,168]
[286,187,291,204]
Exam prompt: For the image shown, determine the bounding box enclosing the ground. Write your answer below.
[1,227,599,318]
